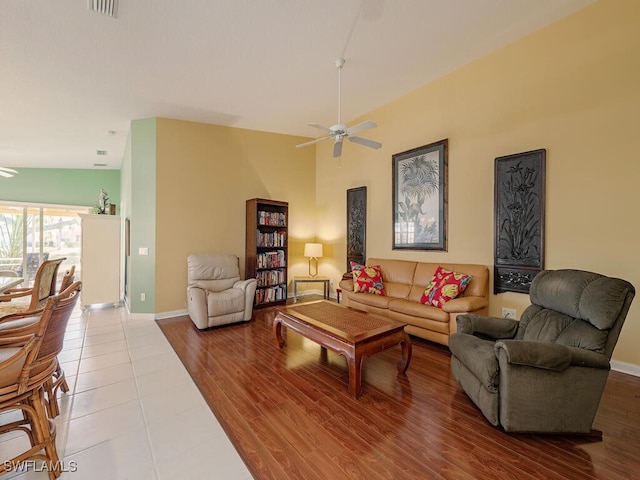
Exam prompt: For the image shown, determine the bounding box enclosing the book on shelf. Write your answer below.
[256,230,287,248]
[256,250,286,269]
[255,284,287,305]
[257,210,287,227]
[256,268,286,287]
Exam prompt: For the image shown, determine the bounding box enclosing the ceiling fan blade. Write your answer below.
[347,120,377,135]
[0,170,15,178]
[296,136,331,148]
[0,167,18,173]
[348,136,382,149]
[308,123,332,133]
[333,139,343,158]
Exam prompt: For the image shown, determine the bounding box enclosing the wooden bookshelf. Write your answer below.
[246,198,288,308]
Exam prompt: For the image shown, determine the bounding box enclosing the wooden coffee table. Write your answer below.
[273,300,412,398]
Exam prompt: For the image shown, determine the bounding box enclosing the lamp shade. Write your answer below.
[303,243,323,258]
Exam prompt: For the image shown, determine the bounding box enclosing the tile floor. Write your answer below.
[0,305,253,480]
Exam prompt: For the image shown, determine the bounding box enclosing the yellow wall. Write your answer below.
[154,118,316,313]
[315,0,640,366]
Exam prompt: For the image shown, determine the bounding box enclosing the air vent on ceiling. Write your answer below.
[88,0,118,18]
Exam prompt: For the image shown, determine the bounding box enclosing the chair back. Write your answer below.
[30,257,65,310]
[33,281,81,371]
[187,254,240,292]
[59,265,76,293]
[517,269,635,358]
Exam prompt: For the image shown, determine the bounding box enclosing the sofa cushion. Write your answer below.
[351,262,386,296]
[347,291,394,310]
[421,266,472,307]
[410,263,489,302]
[206,288,245,317]
[388,298,450,323]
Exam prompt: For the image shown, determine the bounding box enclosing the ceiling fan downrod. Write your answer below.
[335,58,345,127]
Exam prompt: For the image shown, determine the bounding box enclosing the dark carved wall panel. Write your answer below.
[494,149,546,294]
[346,187,367,271]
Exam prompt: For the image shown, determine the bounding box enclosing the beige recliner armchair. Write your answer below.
[187,254,257,329]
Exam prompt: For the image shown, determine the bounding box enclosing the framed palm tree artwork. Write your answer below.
[392,139,448,250]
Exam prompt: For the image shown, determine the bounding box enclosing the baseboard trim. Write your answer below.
[155,309,188,320]
[290,289,337,302]
[611,360,640,377]
[122,300,155,320]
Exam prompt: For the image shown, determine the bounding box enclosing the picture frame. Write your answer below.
[494,148,546,294]
[392,139,448,251]
[346,186,367,271]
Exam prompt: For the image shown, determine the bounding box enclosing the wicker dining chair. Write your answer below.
[0,299,68,478]
[0,281,81,418]
[58,265,75,294]
[0,257,65,318]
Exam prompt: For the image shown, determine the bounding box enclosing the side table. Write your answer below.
[293,276,330,303]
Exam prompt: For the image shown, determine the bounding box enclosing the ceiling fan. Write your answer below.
[296,58,382,158]
[0,167,17,178]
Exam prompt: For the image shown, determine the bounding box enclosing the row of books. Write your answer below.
[255,285,286,305]
[257,250,286,269]
[256,268,286,287]
[257,230,286,247]
[257,210,287,227]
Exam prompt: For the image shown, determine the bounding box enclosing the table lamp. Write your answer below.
[303,243,323,277]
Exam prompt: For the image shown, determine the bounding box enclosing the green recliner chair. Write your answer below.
[449,269,635,434]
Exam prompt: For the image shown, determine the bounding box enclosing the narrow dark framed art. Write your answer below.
[346,186,366,271]
[392,139,448,251]
[494,148,546,294]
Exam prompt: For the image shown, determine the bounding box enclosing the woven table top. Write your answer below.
[284,301,402,336]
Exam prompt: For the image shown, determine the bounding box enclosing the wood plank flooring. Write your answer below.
[157,302,640,480]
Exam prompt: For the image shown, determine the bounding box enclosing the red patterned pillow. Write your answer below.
[420,266,472,307]
[350,262,386,296]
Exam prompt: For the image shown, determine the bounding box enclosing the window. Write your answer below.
[0,203,90,286]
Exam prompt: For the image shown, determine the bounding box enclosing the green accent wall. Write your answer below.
[0,168,120,208]
[126,118,157,314]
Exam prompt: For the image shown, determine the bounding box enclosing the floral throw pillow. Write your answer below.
[350,262,386,296]
[420,266,472,307]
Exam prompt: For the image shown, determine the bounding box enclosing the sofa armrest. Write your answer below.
[441,296,488,314]
[495,340,610,371]
[339,278,354,292]
[456,313,519,339]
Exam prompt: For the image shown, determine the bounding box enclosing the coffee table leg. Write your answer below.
[397,334,412,373]
[273,316,285,348]
[347,353,364,398]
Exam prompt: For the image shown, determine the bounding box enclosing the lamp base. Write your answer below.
[308,258,319,277]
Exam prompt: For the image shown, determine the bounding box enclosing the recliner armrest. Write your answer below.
[495,340,610,371]
[456,314,518,339]
[233,278,257,292]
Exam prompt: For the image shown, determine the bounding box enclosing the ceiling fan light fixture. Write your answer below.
[296,58,382,158]
[88,0,119,18]
[0,167,18,178]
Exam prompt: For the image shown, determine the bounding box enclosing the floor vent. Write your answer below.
[88,0,118,18]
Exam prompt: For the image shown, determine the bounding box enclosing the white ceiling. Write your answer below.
[0,0,594,170]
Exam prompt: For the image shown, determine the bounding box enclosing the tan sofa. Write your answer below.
[338,258,489,345]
